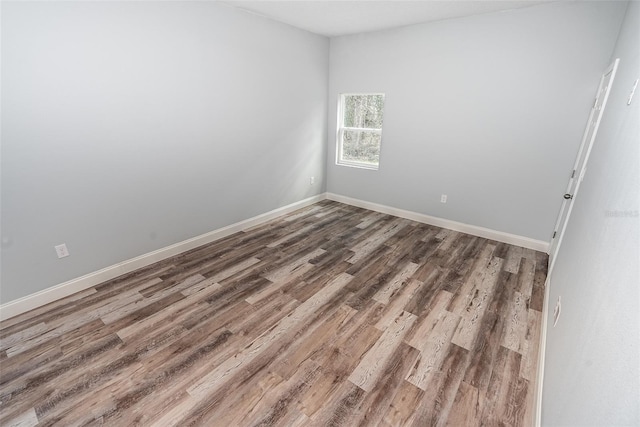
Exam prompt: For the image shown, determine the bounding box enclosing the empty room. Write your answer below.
[1,0,638,425]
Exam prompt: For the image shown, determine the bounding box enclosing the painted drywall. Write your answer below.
[0,2,328,303]
[327,1,627,242]
[541,1,640,425]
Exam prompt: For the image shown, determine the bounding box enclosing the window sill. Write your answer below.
[336,161,379,171]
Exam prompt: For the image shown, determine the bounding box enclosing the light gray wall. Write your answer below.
[0,2,329,303]
[327,1,627,242]
[542,2,640,425]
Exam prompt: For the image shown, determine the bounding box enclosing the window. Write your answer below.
[337,93,385,169]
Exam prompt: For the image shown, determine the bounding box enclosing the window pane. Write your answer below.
[343,95,384,129]
[342,130,380,165]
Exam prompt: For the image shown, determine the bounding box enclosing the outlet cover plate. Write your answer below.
[55,244,70,259]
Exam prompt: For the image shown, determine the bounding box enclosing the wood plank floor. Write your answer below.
[0,200,548,426]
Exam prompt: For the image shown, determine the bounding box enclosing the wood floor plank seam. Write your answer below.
[0,200,547,427]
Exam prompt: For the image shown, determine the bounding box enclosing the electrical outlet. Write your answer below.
[440,194,447,203]
[55,243,70,259]
[310,176,315,185]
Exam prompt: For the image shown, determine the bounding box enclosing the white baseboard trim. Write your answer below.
[0,194,326,321]
[326,193,550,253]
[1,192,550,321]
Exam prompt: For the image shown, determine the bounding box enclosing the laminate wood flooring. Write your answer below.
[0,200,548,426]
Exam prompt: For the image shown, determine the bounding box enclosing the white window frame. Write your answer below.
[336,93,385,170]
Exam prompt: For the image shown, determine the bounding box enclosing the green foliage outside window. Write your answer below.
[339,94,385,168]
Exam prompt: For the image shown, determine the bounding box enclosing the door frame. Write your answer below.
[548,59,620,277]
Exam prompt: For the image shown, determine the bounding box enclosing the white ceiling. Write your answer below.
[222,1,555,37]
